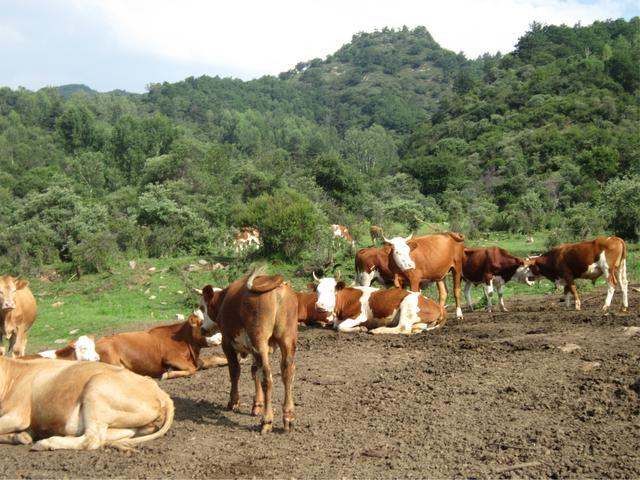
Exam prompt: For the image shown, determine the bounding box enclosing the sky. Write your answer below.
[0,0,637,93]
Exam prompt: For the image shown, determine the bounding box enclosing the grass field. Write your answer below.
[20,232,639,353]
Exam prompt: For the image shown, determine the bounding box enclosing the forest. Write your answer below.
[0,18,638,276]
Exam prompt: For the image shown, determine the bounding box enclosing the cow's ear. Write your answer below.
[201,285,214,302]
[15,280,28,289]
[335,281,346,291]
[188,314,201,327]
[307,283,316,291]
[407,240,418,251]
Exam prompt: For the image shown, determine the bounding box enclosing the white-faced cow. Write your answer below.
[0,276,37,357]
[0,356,174,450]
[313,274,446,334]
[524,236,628,312]
[462,247,534,312]
[21,335,100,361]
[234,227,261,253]
[383,232,466,319]
[199,266,298,434]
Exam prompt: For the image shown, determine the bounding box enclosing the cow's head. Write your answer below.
[383,234,416,271]
[73,335,100,361]
[0,276,28,312]
[513,256,541,285]
[185,309,210,348]
[313,272,345,315]
[195,285,223,335]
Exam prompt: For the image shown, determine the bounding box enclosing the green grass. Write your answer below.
[18,232,639,353]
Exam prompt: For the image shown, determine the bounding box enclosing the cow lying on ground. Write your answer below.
[0,356,174,450]
[95,311,226,379]
[0,276,37,357]
[462,247,533,312]
[524,236,628,312]
[295,289,331,327]
[314,274,446,334]
[20,335,100,361]
[199,266,298,433]
[384,232,466,319]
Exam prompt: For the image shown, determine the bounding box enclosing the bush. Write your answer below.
[602,176,640,241]
[70,231,120,275]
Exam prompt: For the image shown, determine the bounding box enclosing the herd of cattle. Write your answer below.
[0,231,630,450]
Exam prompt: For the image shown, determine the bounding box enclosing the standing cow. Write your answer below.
[370,225,384,244]
[462,247,533,312]
[384,232,466,319]
[0,276,37,357]
[199,266,298,433]
[524,236,628,312]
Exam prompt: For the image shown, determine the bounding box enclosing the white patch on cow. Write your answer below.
[315,278,338,313]
[584,251,606,281]
[331,224,342,237]
[74,336,99,362]
[193,309,204,321]
[512,265,535,286]
[619,259,629,310]
[335,286,377,333]
[387,237,415,271]
[205,332,222,347]
[175,313,185,321]
[232,329,254,355]
[463,281,474,310]
[356,268,377,287]
[38,350,56,359]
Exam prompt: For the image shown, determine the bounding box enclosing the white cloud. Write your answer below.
[0,24,25,45]
[60,0,640,77]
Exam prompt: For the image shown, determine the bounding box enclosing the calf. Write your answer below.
[0,276,37,357]
[0,356,173,450]
[462,247,533,312]
[199,266,298,433]
[314,274,446,334]
[21,335,100,361]
[295,289,331,327]
[524,236,628,312]
[95,311,225,379]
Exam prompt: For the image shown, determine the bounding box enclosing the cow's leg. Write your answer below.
[0,413,32,444]
[452,270,464,320]
[618,259,629,312]
[199,355,228,368]
[160,356,199,380]
[0,431,32,445]
[6,331,17,358]
[483,277,494,313]
[336,317,367,333]
[370,295,419,335]
[256,347,274,434]
[278,338,296,432]
[251,356,264,417]
[464,281,474,311]
[568,283,581,310]
[436,280,448,310]
[13,327,28,357]
[222,342,241,412]
[495,278,507,312]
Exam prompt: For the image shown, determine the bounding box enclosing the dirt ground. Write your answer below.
[1,286,638,479]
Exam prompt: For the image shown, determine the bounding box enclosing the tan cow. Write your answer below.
[384,232,466,319]
[370,225,384,244]
[524,236,628,312]
[314,274,446,334]
[199,266,298,433]
[95,311,226,379]
[0,276,37,357]
[0,356,174,450]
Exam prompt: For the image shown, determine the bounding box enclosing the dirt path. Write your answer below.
[1,288,638,478]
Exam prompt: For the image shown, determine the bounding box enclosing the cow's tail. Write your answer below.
[246,264,283,293]
[111,393,175,449]
[447,231,465,243]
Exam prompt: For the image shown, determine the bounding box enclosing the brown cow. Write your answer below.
[0,276,37,357]
[355,246,396,287]
[95,311,226,379]
[524,236,628,312]
[384,232,466,319]
[20,335,100,361]
[0,356,173,450]
[314,274,446,334]
[294,289,331,327]
[370,225,384,244]
[462,247,533,312]
[199,266,298,433]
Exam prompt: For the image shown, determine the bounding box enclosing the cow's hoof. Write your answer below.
[13,432,32,445]
[283,418,294,432]
[30,440,50,451]
[260,421,273,434]
[251,404,263,416]
[621,307,628,313]
[227,402,240,412]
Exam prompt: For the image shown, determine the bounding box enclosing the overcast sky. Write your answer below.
[1,0,637,93]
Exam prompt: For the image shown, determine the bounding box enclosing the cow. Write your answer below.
[314,273,446,334]
[21,335,100,361]
[383,232,466,319]
[523,236,628,312]
[0,356,174,450]
[0,276,37,357]
[332,224,355,248]
[199,266,298,434]
[294,289,331,327]
[462,247,533,312]
[95,310,226,380]
[234,227,261,253]
[355,246,396,288]
[370,225,384,244]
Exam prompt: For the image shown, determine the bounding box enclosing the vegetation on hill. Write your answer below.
[0,19,638,279]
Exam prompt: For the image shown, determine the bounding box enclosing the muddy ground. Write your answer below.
[1,287,638,479]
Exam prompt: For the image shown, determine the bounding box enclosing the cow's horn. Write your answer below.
[382,236,391,243]
[405,232,414,241]
[335,270,342,281]
[312,271,320,282]
[193,288,203,295]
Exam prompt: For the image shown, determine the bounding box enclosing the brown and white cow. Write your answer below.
[95,311,226,379]
[524,236,628,312]
[21,335,100,361]
[384,232,466,319]
[234,227,261,253]
[199,266,298,433]
[0,356,174,450]
[294,289,331,327]
[332,224,355,248]
[462,247,533,312]
[370,225,384,244]
[355,246,396,288]
[0,276,37,357]
[314,274,446,334]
